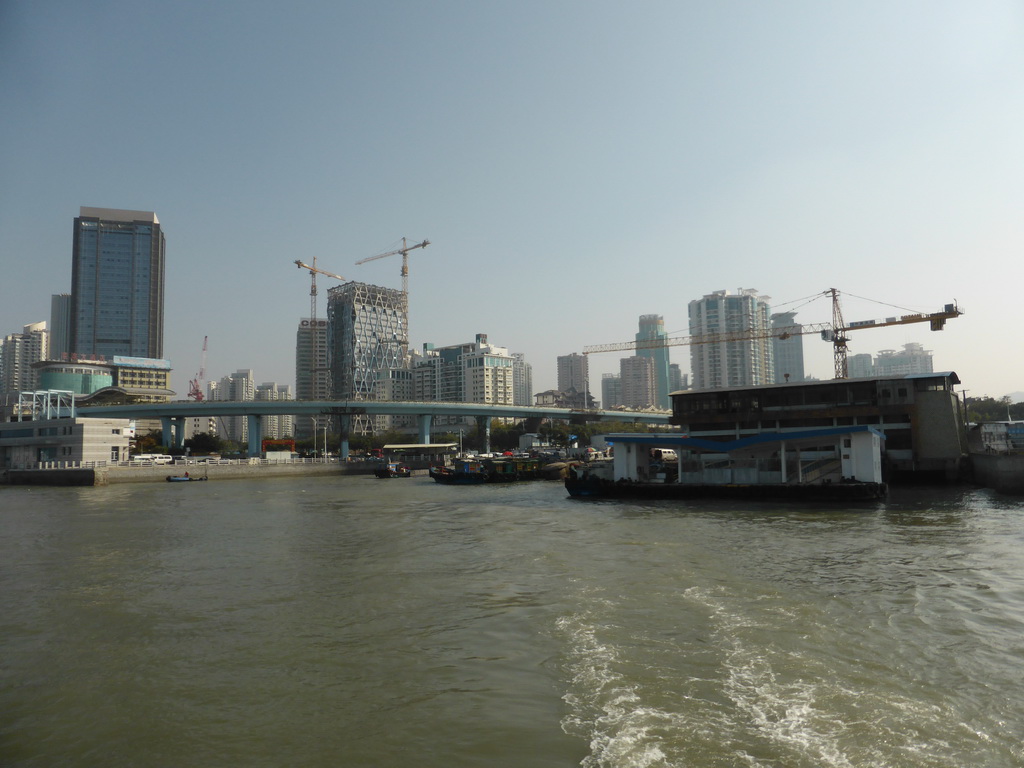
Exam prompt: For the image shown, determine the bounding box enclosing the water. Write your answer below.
[3,476,1024,767]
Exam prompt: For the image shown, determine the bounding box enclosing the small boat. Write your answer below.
[374,462,412,478]
[166,474,207,482]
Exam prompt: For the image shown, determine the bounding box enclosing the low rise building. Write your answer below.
[670,372,967,481]
[0,414,132,468]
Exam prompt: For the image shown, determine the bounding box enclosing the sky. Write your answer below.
[2,0,1023,402]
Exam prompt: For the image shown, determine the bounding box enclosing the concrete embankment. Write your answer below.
[970,453,1024,494]
[3,462,376,486]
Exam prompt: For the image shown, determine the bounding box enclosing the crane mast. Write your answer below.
[583,289,963,380]
[187,335,208,401]
[294,257,346,403]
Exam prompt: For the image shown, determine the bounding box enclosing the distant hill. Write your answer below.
[1009,392,1024,404]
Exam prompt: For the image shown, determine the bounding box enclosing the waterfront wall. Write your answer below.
[3,461,378,486]
[970,453,1024,495]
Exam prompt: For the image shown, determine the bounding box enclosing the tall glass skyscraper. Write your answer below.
[636,314,671,409]
[70,207,165,359]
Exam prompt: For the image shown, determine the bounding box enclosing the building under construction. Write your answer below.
[326,282,408,435]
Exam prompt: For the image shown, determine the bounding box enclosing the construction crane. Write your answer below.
[294,257,347,330]
[187,336,208,401]
[583,289,964,379]
[354,237,430,313]
[294,257,346,405]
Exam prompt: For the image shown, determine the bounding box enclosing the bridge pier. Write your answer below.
[247,415,262,458]
[418,414,433,445]
[338,415,351,461]
[476,415,492,454]
[160,417,186,450]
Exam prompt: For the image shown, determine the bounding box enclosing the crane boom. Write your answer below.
[583,291,963,380]
[354,238,430,315]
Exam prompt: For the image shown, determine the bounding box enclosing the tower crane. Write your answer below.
[354,237,430,313]
[187,335,208,401]
[294,257,347,330]
[294,258,346,405]
[583,289,963,380]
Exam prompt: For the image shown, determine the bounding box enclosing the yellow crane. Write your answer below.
[583,288,963,379]
[354,237,430,313]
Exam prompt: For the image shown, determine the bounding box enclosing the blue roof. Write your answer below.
[606,425,885,453]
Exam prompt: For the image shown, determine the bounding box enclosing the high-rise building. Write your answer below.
[511,353,533,407]
[209,369,255,443]
[0,322,49,393]
[295,318,328,440]
[601,373,622,409]
[50,294,71,361]
[771,311,805,384]
[327,282,408,435]
[668,363,688,394]
[256,382,295,439]
[70,207,165,359]
[874,343,934,377]
[688,288,773,390]
[847,353,875,379]
[415,334,515,428]
[620,355,656,409]
[636,314,671,409]
[557,353,589,394]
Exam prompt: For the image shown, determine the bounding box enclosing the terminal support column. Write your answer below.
[418,414,433,445]
[247,415,262,458]
[476,415,492,454]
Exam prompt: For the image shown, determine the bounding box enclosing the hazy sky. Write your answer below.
[2,0,1022,400]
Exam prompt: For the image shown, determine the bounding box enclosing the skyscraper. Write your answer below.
[636,314,671,409]
[688,288,773,390]
[70,207,165,359]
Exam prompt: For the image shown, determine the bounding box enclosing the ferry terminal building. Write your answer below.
[667,371,967,482]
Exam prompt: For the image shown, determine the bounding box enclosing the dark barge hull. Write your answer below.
[565,478,887,502]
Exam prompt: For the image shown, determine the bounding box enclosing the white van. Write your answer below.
[132,454,173,465]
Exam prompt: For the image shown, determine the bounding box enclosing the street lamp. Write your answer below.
[322,425,328,463]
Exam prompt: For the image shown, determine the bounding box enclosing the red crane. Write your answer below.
[188,336,208,401]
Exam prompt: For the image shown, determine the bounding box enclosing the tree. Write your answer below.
[184,431,224,455]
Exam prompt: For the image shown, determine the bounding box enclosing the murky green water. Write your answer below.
[3,476,1024,767]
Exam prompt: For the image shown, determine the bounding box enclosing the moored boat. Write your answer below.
[429,460,489,485]
[166,474,207,482]
[374,462,412,478]
[429,456,547,484]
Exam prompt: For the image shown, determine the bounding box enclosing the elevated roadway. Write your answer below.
[76,400,672,457]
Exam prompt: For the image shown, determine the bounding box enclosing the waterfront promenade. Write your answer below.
[2,458,360,486]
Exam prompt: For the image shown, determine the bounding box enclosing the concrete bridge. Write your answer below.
[77,400,672,458]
